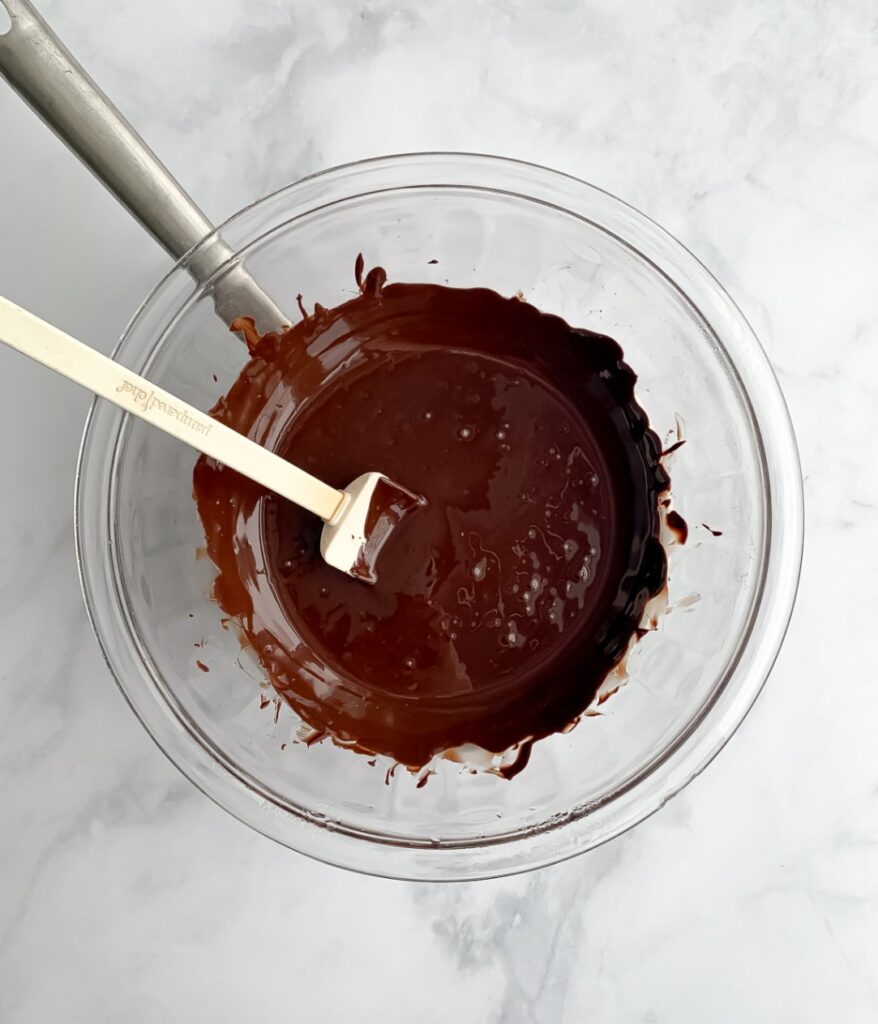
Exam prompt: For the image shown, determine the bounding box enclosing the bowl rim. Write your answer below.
[75,151,804,880]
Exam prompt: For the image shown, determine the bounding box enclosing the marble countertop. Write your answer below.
[1,0,876,1019]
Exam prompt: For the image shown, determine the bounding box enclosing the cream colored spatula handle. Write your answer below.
[0,296,344,523]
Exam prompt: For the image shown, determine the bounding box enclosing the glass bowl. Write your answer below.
[76,153,803,880]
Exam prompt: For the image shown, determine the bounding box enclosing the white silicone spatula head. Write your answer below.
[0,295,424,582]
[321,471,425,583]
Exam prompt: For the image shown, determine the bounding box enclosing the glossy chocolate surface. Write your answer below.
[193,269,669,770]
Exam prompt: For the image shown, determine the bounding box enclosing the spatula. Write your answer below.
[0,295,424,582]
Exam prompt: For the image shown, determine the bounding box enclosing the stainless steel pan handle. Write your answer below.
[0,0,286,330]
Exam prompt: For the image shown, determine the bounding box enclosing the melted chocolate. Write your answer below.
[193,270,669,771]
[666,510,689,545]
[350,477,426,585]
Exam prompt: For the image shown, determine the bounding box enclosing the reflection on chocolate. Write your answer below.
[193,267,671,773]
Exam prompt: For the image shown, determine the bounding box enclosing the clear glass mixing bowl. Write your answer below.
[76,153,803,880]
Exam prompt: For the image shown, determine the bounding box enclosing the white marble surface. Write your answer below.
[1,0,877,1019]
